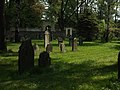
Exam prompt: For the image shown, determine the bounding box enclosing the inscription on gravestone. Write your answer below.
[18,39,34,74]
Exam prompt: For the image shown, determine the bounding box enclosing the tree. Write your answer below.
[96,0,118,42]
[47,0,86,31]
[77,12,99,41]
[15,0,20,42]
[0,0,7,52]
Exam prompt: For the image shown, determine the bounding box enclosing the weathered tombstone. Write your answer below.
[118,51,120,80]
[44,30,50,48]
[18,39,34,74]
[38,51,51,67]
[46,43,53,53]
[58,37,63,46]
[60,43,66,52]
[33,43,39,54]
[69,35,73,46]
[72,38,77,51]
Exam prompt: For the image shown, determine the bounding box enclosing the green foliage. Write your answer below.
[5,0,44,28]
[77,12,99,41]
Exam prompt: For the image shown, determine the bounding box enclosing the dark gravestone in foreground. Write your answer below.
[46,43,53,53]
[18,39,34,74]
[118,51,120,80]
[38,51,51,67]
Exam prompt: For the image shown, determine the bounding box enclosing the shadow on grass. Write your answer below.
[0,52,18,57]
[80,42,104,47]
[0,59,117,90]
[110,45,120,50]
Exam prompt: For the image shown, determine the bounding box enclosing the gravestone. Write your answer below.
[60,43,66,52]
[44,30,50,48]
[58,37,63,46]
[38,51,51,67]
[46,43,53,53]
[72,38,77,51]
[33,43,39,54]
[18,39,34,74]
[118,51,120,80]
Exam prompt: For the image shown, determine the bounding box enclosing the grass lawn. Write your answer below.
[0,40,120,90]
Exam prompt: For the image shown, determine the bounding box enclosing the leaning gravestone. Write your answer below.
[46,43,53,53]
[118,51,120,80]
[18,39,34,74]
[33,43,39,54]
[72,38,77,51]
[44,30,50,48]
[38,51,51,67]
[60,43,66,52]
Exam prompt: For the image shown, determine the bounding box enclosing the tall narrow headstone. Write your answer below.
[18,39,34,74]
[46,43,53,53]
[44,30,50,48]
[38,51,51,67]
[118,51,120,80]
[72,38,77,51]
[33,43,39,54]
[60,43,66,52]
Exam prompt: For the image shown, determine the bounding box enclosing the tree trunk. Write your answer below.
[60,0,64,31]
[0,0,7,52]
[105,4,110,42]
[15,0,20,42]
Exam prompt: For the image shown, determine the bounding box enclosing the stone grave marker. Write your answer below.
[60,43,66,52]
[38,51,51,67]
[18,39,34,74]
[72,38,77,51]
[46,43,53,53]
[33,43,39,54]
[44,30,50,48]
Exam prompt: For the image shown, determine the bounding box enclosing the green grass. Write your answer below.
[0,40,120,90]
